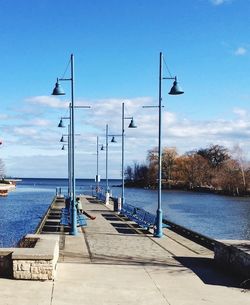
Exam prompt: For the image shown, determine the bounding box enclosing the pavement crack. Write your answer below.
[50,279,55,305]
[143,266,172,305]
[81,227,93,262]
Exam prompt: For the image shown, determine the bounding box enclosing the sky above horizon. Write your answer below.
[0,0,250,179]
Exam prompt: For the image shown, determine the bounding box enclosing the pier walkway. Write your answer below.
[0,196,249,305]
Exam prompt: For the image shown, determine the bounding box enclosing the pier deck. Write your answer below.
[0,196,249,305]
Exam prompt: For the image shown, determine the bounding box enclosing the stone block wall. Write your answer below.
[0,235,59,281]
[13,259,54,280]
[214,240,250,279]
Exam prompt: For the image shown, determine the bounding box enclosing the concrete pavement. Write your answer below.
[0,195,249,305]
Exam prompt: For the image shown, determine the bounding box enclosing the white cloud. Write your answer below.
[26,96,68,109]
[233,108,247,117]
[234,47,247,56]
[13,127,38,136]
[28,118,52,127]
[0,114,9,120]
[210,0,231,5]
[3,94,250,178]
[81,96,155,131]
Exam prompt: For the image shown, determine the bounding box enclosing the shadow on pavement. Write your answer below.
[175,256,243,288]
[101,213,121,221]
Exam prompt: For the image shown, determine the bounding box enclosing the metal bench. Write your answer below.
[143,212,157,228]
[60,208,87,227]
[120,204,160,231]
[60,208,70,226]
[120,203,136,219]
[132,208,147,227]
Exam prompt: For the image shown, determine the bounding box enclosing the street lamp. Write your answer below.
[104,124,120,204]
[121,102,137,209]
[105,124,110,203]
[96,136,104,194]
[154,52,184,238]
[104,104,137,209]
[52,54,78,235]
[59,123,71,198]
[52,54,90,235]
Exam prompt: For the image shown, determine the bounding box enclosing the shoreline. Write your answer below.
[124,182,250,198]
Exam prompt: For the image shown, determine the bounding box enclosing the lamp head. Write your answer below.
[52,78,65,95]
[168,77,184,95]
[111,136,117,143]
[60,136,65,142]
[100,145,104,151]
[58,119,65,128]
[61,145,65,150]
[128,118,137,128]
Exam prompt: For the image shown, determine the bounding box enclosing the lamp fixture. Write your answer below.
[52,78,65,96]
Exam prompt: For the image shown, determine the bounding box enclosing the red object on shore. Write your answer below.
[0,189,8,196]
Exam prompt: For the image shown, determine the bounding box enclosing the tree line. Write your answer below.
[125,144,250,196]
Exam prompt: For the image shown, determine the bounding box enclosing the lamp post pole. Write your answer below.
[154,52,184,237]
[58,108,71,198]
[53,54,90,236]
[105,124,109,203]
[96,136,100,193]
[155,52,163,237]
[69,54,77,235]
[104,124,120,204]
[121,103,125,207]
[68,124,71,197]
[121,103,137,208]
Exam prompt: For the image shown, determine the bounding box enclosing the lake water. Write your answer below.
[0,178,249,247]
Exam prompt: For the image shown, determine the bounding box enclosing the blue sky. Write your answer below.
[0,0,250,178]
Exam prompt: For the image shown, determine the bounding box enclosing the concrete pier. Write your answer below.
[0,195,249,304]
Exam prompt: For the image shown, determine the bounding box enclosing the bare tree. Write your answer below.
[162,147,178,182]
[197,144,230,168]
[173,153,210,189]
[124,165,133,181]
[231,144,249,192]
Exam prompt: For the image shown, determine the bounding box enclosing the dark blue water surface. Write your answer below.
[0,178,250,247]
[123,189,250,240]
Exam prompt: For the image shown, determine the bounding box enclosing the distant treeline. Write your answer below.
[125,144,250,196]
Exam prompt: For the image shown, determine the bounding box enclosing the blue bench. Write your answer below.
[121,203,136,218]
[60,208,70,226]
[120,203,161,231]
[60,208,87,227]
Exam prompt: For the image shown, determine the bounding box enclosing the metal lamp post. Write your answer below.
[52,54,77,235]
[104,124,120,204]
[59,123,71,197]
[154,52,184,238]
[104,104,136,208]
[96,136,104,194]
[53,54,90,235]
[105,124,110,204]
[58,108,71,196]
[121,102,137,208]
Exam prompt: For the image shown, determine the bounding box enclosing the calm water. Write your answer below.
[0,178,249,247]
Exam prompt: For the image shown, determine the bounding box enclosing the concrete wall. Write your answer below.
[214,240,250,279]
[0,235,59,280]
